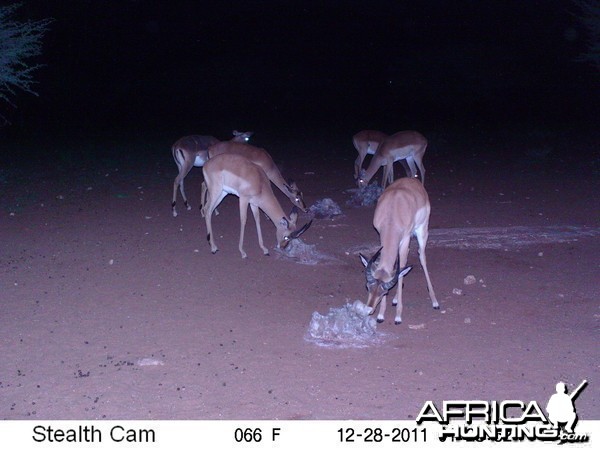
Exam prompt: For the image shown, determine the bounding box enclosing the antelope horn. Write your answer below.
[384,264,414,291]
[289,219,312,239]
[365,247,382,284]
[381,257,400,291]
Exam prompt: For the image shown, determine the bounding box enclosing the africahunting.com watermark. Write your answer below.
[416,380,590,444]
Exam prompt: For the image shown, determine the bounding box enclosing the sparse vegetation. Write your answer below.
[0,3,51,122]
[575,0,600,70]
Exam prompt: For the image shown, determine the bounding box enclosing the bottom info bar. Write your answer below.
[0,420,595,450]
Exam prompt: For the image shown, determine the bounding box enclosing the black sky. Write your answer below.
[4,0,599,140]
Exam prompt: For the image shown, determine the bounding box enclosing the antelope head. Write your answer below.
[356,169,368,188]
[277,207,313,250]
[284,180,308,212]
[232,130,253,142]
[359,248,412,317]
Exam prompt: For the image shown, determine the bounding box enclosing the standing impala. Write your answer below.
[171,130,253,217]
[207,141,308,212]
[352,130,388,180]
[201,153,312,258]
[359,177,439,324]
[357,130,428,189]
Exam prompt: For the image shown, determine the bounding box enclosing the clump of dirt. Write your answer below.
[305,300,384,348]
[345,184,383,207]
[309,198,343,219]
[275,239,337,265]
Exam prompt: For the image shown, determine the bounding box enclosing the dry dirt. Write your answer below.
[1,130,598,420]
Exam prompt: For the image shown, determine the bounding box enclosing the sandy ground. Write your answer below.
[1,129,598,420]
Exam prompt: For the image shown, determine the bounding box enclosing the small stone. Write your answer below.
[137,358,164,366]
[464,275,477,285]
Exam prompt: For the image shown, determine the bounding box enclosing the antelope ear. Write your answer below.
[289,219,312,239]
[279,217,290,229]
[285,180,298,191]
[359,253,369,268]
[370,247,383,263]
[399,265,413,278]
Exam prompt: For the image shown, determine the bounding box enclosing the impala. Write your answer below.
[357,130,428,189]
[359,177,439,324]
[201,153,312,258]
[352,130,388,180]
[207,141,307,212]
[171,130,253,217]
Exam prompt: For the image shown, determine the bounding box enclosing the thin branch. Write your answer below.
[0,2,52,104]
[574,0,600,70]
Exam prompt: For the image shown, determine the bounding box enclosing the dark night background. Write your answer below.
[1,2,599,422]
[1,0,599,150]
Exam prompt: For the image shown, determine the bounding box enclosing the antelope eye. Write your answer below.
[284,236,290,241]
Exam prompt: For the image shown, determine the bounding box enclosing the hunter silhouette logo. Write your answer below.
[546,379,587,434]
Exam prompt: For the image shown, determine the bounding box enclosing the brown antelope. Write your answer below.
[171,130,253,217]
[207,141,307,212]
[359,177,439,324]
[357,130,427,189]
[352,130,388,180]
[201,153,312,258]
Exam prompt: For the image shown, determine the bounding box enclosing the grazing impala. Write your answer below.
[352,130,388,180]
[207,141,307,212]
[201,153,312,258]
[171,130,253,217]
[357,130,428,189]
[359,177,439,324]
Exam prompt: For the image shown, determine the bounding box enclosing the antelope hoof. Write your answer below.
[433,304,440,310]
[394,319,402,325]
[377,318,385,324]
